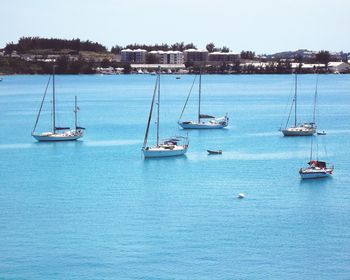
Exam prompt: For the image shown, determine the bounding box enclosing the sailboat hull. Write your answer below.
[282,128,315,136]
[179,122,227,129]
[32,133,83,142]
[299,169,333,179]
[282,130,315,136]
[142,146,188,158]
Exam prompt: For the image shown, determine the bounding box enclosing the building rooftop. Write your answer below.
[183,49,208,53]
[121,48,147,52]
[209,52,239,55]
[131,64,186,69]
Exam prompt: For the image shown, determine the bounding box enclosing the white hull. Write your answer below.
[32,132,83,142]
[179,121,227,129]
[299,168,333,179]
[282,128,315,136]
[142,145,188,158]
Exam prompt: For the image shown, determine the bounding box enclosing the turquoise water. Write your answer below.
[0,74,350,279]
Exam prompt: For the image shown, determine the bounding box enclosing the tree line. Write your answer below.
[0,37,348,74]
[111,42,197,54]
[4,37,107,53]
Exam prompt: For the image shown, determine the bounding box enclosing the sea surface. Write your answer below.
[0,74,350,280]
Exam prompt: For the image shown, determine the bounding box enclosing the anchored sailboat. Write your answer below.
[178,70,228,129]
[281,74,316,136]
[142,67,189,158]
[299,136,334,179]
[32,67,85,141]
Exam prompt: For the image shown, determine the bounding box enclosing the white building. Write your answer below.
[290,63,324,70]
[328,62,350,73]
[183,49,209,64]
[121,49,147,63]
[165,51,184,64]
[148,50,184,64]
[208,52,240,64]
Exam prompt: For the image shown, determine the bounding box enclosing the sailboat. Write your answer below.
[281,74,316,136]
[32,67,85,141]
[142,68,189,158]
[299,137,334,179]
[178,70,228,129]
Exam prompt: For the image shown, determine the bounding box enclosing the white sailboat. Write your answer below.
[299,137,334,179]
[281,74,316,136]
[32,67,85,141]
[142,68,189,158]
[178,70,228,129]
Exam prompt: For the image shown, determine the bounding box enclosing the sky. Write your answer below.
[1,0,349,54]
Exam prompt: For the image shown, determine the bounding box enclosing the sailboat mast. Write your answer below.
[156,67,160,147]
[32,75,52,134]
[313,75,318,124]
[52,66,56,133]
[74,96,78,129]
[143,74,158,149]
[198,68,202,123]
[294,74,297,127]
[310,135,313,161]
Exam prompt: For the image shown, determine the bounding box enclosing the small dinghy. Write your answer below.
[317,131,326,135]
[237,193,245,199]
[207,150,222,155]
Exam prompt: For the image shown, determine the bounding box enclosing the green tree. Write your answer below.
[55,55,69,73]
[240,51,255,59]
[206,42,215,52]
[171,42,185,51]
[101,58,110,68]
[122,64,131,74]
[184,43,196,50]
[221,46,230,53]
[295,54,303,63]
[316,50,331,66]
[111,45,123,54]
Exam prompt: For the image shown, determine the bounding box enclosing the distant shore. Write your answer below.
[1,37,349,75]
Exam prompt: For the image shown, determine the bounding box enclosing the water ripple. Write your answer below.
[84,139,141,147]
[189,150,308,161]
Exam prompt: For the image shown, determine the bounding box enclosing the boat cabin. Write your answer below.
[308,160,327,169]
